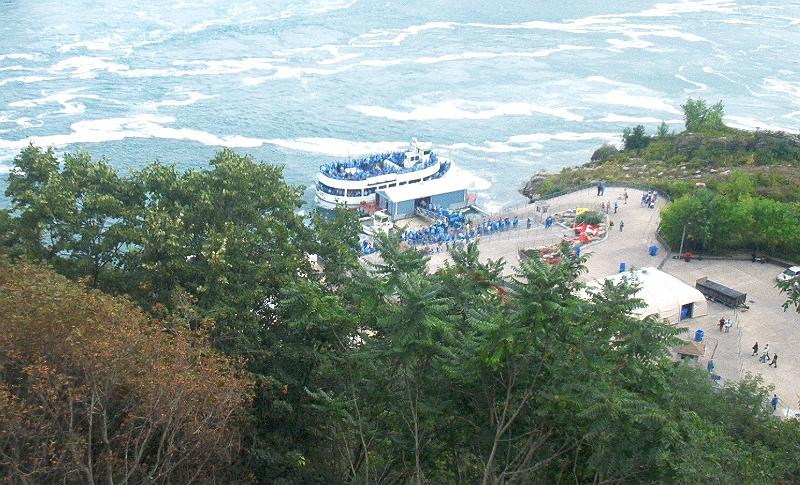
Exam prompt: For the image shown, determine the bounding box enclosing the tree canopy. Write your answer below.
[682,98,726,134]
[0,259,251,483]
[4,145,800,483]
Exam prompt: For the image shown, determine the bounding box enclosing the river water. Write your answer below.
[1,0,799,209]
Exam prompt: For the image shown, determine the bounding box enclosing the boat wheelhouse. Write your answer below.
[315,139,452,209]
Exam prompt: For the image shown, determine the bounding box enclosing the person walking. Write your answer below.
[597,183,602,196]
[623,189,629,205]
[770,353,778,368]
[752,342,759,355]
[719,318,726,332]
[771,394,779,411]
[724,318,732,333]
[619,220,624,232]
[760,344,770,363]
[613,200,619,213]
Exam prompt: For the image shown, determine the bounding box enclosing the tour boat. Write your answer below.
[315,139,452,209]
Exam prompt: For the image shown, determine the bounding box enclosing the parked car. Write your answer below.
[776,266,800,284]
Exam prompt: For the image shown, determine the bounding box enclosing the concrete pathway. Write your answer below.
[367,184,800,415]
[663,258,800,416]
[425,186,667,278]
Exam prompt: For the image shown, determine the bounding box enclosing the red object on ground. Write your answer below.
[359,202,380,214]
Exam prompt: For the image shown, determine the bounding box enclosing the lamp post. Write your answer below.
[678,221,693,255]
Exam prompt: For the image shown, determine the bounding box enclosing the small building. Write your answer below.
[674,340,706,362]
[585,267,709,324]
[376,176,468,220]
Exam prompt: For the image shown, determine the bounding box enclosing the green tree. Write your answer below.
[657,120,672,138]
[308,206,362,287]
[682,98,726,133]
[622,125,650,150]
[5,145,67,260]
[5,146,133,287]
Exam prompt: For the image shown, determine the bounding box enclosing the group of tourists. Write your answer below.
[641,190,659,209]
[320,151,439,181]
[402,221,477,248]
[752,342,778,368]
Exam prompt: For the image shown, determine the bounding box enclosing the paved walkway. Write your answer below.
[425,186,667,277]
[664,258,800,416]
[366,185,799,415]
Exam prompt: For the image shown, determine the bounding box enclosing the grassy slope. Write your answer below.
[522,128,800,202]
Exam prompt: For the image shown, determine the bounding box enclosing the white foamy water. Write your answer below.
[1,0,799,207]
[350,100,584,122]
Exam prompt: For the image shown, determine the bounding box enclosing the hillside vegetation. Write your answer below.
[522,99,800,259]
[3,144,800,483]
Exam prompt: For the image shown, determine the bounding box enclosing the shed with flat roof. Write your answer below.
[377,176,468,219]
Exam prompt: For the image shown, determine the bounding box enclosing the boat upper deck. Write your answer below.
[319,151,440,181]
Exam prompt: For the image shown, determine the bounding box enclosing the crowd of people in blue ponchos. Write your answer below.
[319,151,442,181]
[396,202,554,252]
[641,190,659,209]
[361,239,378,255]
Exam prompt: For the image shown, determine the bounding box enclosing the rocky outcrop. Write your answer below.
[590,144,619,163]
[521,173,547,201]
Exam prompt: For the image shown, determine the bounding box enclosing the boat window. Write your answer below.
[378,185,386,189]
[399,182,407,185]
[388,183,396,188]
[410,179,420,184]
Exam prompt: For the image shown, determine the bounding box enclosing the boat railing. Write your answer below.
[415,206,448,224]
[320,152,440,181]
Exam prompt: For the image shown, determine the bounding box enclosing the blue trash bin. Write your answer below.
[649,245,658,256]
[619,261,626,273]
[694,329,704,342]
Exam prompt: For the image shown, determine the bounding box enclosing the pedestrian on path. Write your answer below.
[597,183,602,196]
[609,220,614,229]
[613,200,619,213]
[619,220,624,232]
[770,353,778,368]
[771,394,779,411]
[724,319,732,333]
[752,342,759,355]
[719,318,726,332]
[760,344,770,363]
[623,189,629,205]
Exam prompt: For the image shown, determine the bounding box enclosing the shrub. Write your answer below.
[576,211,604,225]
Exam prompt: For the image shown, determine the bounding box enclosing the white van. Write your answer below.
[777,266,800,283]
